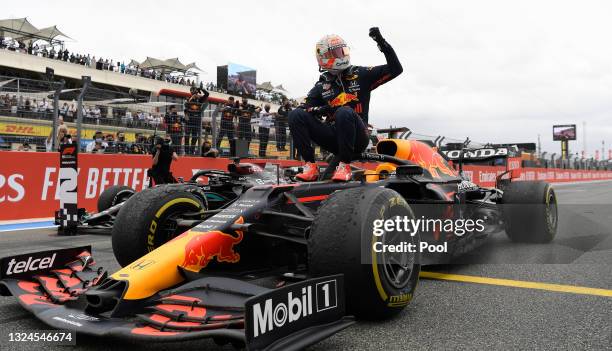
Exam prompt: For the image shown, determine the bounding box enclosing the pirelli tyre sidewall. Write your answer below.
[502,181,558,243]
[97,185,135,212]
[112,184,205,267]
[309,186,421,320]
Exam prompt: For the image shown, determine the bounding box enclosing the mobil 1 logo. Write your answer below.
[315,278,338,312]
[245,274,345,350]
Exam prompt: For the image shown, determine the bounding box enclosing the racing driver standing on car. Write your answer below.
[289,27,403,181]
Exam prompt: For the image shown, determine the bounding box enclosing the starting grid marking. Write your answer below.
[420,271,612,297]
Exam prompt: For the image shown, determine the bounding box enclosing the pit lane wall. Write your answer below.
[1,151,611,221]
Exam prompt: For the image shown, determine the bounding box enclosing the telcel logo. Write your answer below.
[252,286,313,337]
[5,253,56,275]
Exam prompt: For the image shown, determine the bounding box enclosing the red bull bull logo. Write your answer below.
[408,141,456,179]
[329,92,358,107]
[181,217,244,270]
[377,139,456,179]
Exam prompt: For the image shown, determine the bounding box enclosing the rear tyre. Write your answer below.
[112,184,205,266]
[308,187,420,320]
[97,185,134,212]
[502,181,558,243]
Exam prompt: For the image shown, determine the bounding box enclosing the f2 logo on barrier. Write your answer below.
[316,280,338,312]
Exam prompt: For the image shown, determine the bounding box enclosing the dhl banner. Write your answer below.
[0,151,611,221]
[0,120,139,141]
[0,121,50,137]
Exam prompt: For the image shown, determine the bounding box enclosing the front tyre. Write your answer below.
[112,184,205,266]
[308,187,420,320]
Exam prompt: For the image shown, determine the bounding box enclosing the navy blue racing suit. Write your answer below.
[289,39,403,163]
[184,90,209,155]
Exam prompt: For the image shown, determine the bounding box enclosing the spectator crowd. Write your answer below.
[1,37,197,87]
[1,93,165,129]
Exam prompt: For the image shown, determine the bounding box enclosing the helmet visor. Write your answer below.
[321,46,350,59]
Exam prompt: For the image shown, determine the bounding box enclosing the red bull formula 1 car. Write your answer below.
[0,139,558,350]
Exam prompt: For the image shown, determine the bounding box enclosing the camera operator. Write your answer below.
[150,136,178,185]
[184,86,210,155]
[60,133,73,145]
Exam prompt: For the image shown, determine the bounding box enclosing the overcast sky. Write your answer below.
[7,0,612,157]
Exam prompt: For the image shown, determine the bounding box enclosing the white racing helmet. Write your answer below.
[316,34,351,73]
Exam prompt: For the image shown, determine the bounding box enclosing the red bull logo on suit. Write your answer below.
[329,92,358,107]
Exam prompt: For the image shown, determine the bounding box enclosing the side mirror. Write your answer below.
[395,164,423,178]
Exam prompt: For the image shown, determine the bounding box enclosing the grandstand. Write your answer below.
[0,17,287,156]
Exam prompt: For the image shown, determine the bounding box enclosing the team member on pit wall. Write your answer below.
[184,86,210,155]
[216,96,237,156]
[237,97,260,152]
[289,27,403,181]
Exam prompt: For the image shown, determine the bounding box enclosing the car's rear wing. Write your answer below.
[441,146,515,162]
[440,146,523,186]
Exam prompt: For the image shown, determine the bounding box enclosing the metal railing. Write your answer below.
[210,106,292,159]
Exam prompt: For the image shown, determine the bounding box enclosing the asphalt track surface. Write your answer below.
[1,181,611,350]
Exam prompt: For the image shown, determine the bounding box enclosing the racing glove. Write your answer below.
[369,27,388,51]
[305,105,333,119]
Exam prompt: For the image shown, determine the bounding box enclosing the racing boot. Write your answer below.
[332,162,353,182]
[296,162,319,182]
